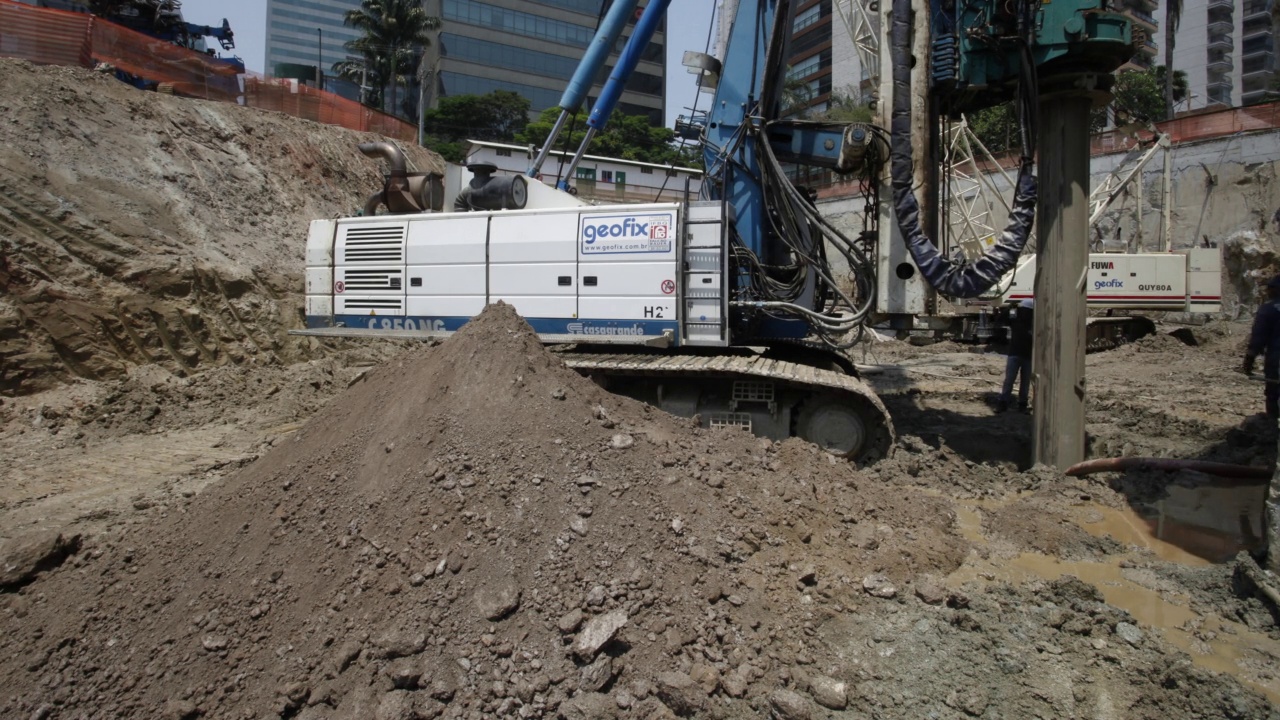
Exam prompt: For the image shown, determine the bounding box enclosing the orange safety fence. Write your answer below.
[0,0,416,142]
[0,0,91,68]
[241,76,418,142]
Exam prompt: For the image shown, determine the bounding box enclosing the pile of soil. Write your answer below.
[0,304,967,718]
[0,58,442,395]
[3,304,1276,719]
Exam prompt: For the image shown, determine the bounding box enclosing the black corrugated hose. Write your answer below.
[889,0,1039,298]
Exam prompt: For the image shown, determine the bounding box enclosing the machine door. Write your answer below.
[489,211,579,321]
[577,206,679,337]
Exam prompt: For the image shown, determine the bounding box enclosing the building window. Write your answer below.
[576,168,595,180]
[786,52,824,81]
[666,168,678,177]
[640,167,653,174]
[601,170,614,183]
[496,148,512,157]
[443,0,595,48]
[794,5,822,33]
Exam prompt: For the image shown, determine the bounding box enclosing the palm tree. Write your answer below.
[1163,0,1182,119]
[333,0,440,116]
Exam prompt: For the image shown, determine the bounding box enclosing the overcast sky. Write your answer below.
[178,0,717,128]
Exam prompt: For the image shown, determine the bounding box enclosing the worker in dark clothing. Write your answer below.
[998,298,1034,413]
[1244,275,1280,419]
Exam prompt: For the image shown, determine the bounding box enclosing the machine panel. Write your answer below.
[490,213,578,263]
[406,265,486,297]
[406,215,488,265]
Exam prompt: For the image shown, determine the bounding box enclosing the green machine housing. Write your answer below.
[930,0,1135,115]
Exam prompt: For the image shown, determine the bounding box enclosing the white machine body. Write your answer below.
[1001,248,1221,313]
[304,202,730,347]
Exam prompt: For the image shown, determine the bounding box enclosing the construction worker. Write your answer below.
[1244,275,1280,419]
[997,298,1034,413]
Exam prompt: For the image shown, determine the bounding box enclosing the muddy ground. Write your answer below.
[2,61,1280,719]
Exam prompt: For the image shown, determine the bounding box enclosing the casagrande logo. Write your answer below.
[566,322,646,336]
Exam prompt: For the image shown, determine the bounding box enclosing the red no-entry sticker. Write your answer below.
[661,279,675,295]
[335,281,346,294]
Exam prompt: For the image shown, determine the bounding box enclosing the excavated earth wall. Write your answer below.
[0,58,442,395]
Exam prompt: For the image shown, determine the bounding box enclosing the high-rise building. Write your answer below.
[265,0,354,86]
[1116,0,1162,71]
[1170,0,1278,110]
[783,0,837,115]
[425,0,665,124]
[264,1,665,124]
[1239,0,1278,104]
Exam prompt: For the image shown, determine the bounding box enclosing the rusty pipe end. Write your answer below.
[358,141,407,175]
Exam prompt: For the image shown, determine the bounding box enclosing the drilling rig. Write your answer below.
[295,0,1134,467]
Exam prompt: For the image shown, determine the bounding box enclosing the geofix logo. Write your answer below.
[584,217,653,244]
[581,213,673,254]
[1093,279,1124,290]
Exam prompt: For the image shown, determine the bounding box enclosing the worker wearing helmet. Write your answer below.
[997,299,1034,413]
[1244,275,1280,419]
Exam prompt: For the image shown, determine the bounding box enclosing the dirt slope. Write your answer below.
[0,59,442,395]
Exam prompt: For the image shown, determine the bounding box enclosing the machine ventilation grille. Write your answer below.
[341,225,406,264]
[340,268,403,291]
[339,297,404,311]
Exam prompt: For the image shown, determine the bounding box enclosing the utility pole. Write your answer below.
[417,50,429,146]
[1032,92,1091,467]
[316,28,323,91]
[360,58,368,106]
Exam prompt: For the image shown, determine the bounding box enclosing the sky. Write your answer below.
[178,0,717,128]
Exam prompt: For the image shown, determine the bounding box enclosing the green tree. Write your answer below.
[1111,66,1188,124]
[967,102,1019,154]
[421,91,532,162]
[515,108,698,168]
[332,0,440,117]
[811,86,874,123]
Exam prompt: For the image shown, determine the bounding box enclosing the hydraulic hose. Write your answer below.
[889,0,1038,298]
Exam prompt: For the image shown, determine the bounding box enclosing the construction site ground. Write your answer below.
[2,59,1280,719]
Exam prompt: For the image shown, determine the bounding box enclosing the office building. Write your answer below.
[424,0,665,124]
[264,1,664,123]
[265,0,355,87]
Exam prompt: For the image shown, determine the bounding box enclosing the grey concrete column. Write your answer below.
[1032,95,1092,468]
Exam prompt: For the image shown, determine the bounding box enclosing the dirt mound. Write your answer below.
[0,304,968,718]
[0,59,442,395]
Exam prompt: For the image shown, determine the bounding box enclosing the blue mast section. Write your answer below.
[587,0,673,129]
[700,0,776,262]
[528,0,638,177]
[557,0,673,188]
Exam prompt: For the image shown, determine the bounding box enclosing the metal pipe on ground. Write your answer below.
[1064,457,1272,480]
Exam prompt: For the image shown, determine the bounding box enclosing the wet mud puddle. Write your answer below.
[949,482,1280,704]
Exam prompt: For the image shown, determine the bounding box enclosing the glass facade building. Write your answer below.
[264,0,666,123]
[265,0,361,93]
